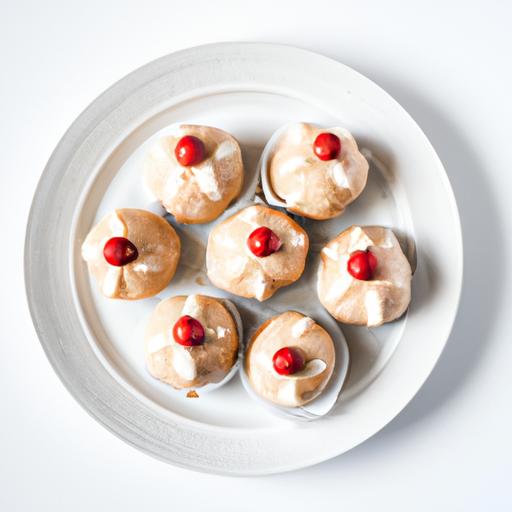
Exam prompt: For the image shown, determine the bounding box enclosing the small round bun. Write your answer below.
[206,204,309,301]
[144,124,244,224]
[268,123,368,219]
[81,208,180,300]
[317,225,412,326]
[144,295,240,389]
[245,311,335,407]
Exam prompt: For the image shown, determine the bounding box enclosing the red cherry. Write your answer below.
[347,249,378,280]
[173,315,205,346]
[247,226,282,257]
[174,135,206,166]
[272,347,306,376]
[313,132,342,161]
[103,237,138,266]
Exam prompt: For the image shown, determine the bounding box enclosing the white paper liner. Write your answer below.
[259,123,297,209]
[141,296,244,395]
[240,311,350,421]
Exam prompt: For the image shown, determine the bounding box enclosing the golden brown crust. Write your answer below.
[268,123,368,220]
[81,208,181,300]
[144,125,244,224]
[317,225,412,326]
[206,205,309,301]
[245,311,335,407]
[144,295,240,389]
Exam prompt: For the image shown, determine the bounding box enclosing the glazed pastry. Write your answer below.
[245,311,335,407]
[144,295,240,389]
[267,122,368,219]
[317,225,412,326]
[206,204,309,301]
[144,124,244,224]
[81,208,180,300]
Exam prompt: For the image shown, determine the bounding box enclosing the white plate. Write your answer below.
[25,43,462,475]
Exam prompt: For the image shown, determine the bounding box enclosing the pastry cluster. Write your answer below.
[81,123,413,407]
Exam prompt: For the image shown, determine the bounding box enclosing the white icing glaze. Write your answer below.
[146,333,169,355]
[348,226,378,252]
[275,156,307,175]
[163,165,185,200]
[253,271,268,301]
[216,326,228,338]
[330,162,349,188]
[102,267,121,297]
[172,345,197,381]
[237,206,260,228]
[326,277,351,305]
[322,244,339,261]
[277,379,300,405]
[133,263,149,273]
[380,229,396,249]
[275,359,327,405]
[288,359,327,379]
[365,288,384,327]
[181,295,202,319]
[215,140,237,160]
[192,162,222,201]
[291,316,315,338]
[81,241,98,261]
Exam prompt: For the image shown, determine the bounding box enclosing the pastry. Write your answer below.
[244,311,335,407]
[81,208,180,300]
[206,204,309,301]
[317,225,412,326]
[267,122,368,219]
[144,124,244,224]
[144,294,240,389]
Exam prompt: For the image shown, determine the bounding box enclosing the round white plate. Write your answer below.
[25,43,462,475]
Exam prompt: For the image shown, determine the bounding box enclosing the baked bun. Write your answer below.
[81,208,180,300]
[144,295,240,389]
[244,311,335,407]
[268,123,368,219]
[144,124,244,224]
[206,204,309,301]
[318,225,412,326]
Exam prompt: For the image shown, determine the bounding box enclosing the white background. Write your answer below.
[1,0,511,510]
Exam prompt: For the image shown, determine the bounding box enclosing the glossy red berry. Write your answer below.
[175,135,206,166]
[103,237,138,266]
[273,347,306,376]
[172,315,205,346]
[347,249,378,280]
[313,132,342,161]
[247,226,282,257]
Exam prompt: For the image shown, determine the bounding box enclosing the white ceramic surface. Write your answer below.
[24,42,462,475]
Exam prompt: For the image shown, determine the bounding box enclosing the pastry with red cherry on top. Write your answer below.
[144,125,244,224]
[144,294,240,389]
[81,208,180,300]
[267,123,368,220]
[317,225,412,326]
[244,311,335,407]
[206,204,309,301]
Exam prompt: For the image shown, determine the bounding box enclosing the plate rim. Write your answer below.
[24,42,463,476]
